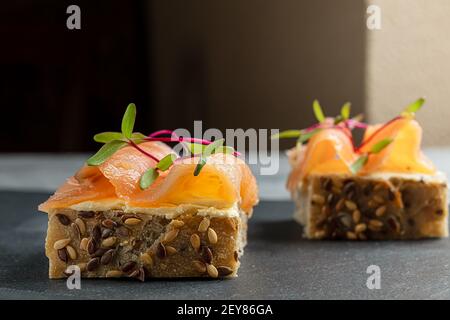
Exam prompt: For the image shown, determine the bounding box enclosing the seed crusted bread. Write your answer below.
[293,173,448,240]
[46,207,246,280]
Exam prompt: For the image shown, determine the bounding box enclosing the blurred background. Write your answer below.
[2,0,450,197]
[4,0,450,153]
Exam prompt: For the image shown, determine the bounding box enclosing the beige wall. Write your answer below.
[366,0,450,146]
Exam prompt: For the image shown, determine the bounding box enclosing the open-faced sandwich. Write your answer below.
[275,98,448,240]
[39,104,258,280]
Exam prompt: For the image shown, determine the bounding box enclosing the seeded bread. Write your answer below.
[46,207,246,280]
[293,174,448,240]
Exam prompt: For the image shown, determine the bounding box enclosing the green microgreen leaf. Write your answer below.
[131,132,147,142]
[341,102,351,120]
[271,130,302,139]
[350,154,368,174]
[298,129,322,144]
[86,140,127,166]
[370,138,393,154]
[156,154,177,171]
[313,100,325,123]
[93,132,124,143]
[184,142,206,155]
[121,103,137,139]
[139,168,159,190]
[203,138,225,157]
[194,158,207,176]
[214,146,234,154]
[402,97,425,116]
[194,139,225,176]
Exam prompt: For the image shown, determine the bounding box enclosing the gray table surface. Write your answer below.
[2,191,450,300]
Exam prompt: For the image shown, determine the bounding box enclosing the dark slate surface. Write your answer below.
[1,191,450,300]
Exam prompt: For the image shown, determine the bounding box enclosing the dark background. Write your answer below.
[0,0,366,152]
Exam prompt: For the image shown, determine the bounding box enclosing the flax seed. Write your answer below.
[335,198,345,211]
[57,248,68,263]
[101,249,115,265]
[56,213,71,226]
[78,211,95,218]
[102,219,117,229]
[86,258,100,271]
[217,266,233,277]
[156,242,167,259]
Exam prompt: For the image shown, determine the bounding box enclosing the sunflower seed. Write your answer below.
[74,218,86,236]
[190,234,201,251]
[101,249,115,265]
[80,237,89,251]
[368,219,383,231]
[343,181,355,195]
[374,195,384,204]
[207,228,218,244]
[124,218,142,226]
[355,223,367,233]
[78,211,95,218]
[70,223,81,240]
[217,266,233,276]
[140,253,153,267]
[163,229,179,244]
[193,260,206,273]
[201,246,213,264]
[352,210,361,223]
[53,238,71,250]
[56,213,71,226]
[106,270,123,278]
[322,178,333,191]
[166,246,177,255]
[102,236,117,248]
[86,257,100,271]
[234,251,239,262]
[156,242,167,259]
[206,264,218,278]
[169,220,185,228]
[387,217,401,233]
[66,245,77,260]
[375,206,387,217]
[121,261,137,273]
[312,194,325,205]
[198,218,210,232]
[57,248,68,263]
[345,200,357,211]
[346,231,357,240]
[102,219,117,229]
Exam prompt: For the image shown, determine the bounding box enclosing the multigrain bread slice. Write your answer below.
[46,205,247,279]
[293,173,448,240]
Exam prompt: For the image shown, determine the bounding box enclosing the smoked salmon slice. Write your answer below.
[39,141,258,214]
